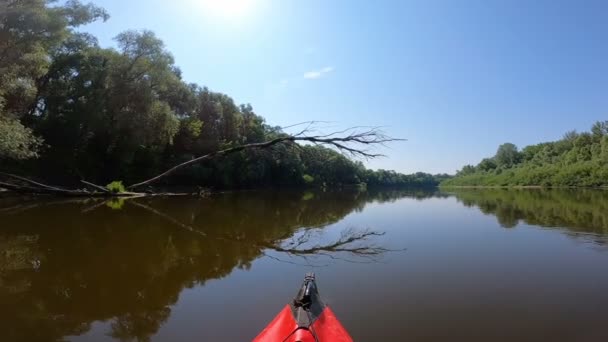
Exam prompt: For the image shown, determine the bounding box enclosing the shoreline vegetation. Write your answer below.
[442,185,608,189]
[0,1,449,196]
[442,121,608,188]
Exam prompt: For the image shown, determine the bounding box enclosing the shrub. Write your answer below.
[106,181,126,193]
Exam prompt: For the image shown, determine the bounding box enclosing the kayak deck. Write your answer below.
[253,273,353,342]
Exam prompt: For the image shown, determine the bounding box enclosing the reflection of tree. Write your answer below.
[366,188,449,203]
[109,309,171,342]
[452,189,608,234]
[266,228,401,265]
[131,200,400,266]
[494,205,520,228]
[0,189,436,341]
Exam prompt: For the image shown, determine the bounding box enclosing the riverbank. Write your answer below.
[440,185,608,189]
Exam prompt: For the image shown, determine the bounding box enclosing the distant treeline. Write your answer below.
[0,1,443,189]
[366,170,451,188]
[443,121,608,187]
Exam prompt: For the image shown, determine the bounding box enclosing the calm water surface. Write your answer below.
[1,189,608,341]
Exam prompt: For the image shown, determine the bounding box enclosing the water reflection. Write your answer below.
[2,188,608,341]
[451,188,608,235]
[0,190,412,342]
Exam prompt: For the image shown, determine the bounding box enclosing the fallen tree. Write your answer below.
[0,125,402,197]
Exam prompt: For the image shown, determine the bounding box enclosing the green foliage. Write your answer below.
[183,117,203,138]
[0,0,105,160]
[477,158,497,172]
[591,121,608,140]
[457,165,476,176]
[301,192,315,201]
[0,0,108,118]
[0,115,43,159]
[365,169,450,187]
[494,143,521,168]
[445,121,608,187]
[105,198,126,210]
[302,174,315,184]
[106,181,126,194]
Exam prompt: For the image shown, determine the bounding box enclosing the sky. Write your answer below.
[80,0,608,174]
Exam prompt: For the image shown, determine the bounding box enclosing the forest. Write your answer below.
[443,121,608,187]
[0,0,446,190]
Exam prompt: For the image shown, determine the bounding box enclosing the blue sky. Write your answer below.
[81,0,608,174]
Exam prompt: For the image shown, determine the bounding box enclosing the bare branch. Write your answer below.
[0,172,66,191]
[0,180,139,197]
[81,199,109,213]
[269,229,387,255]
[279,120,332,131]
[127,200,207,237]
[127,136,294,189]
[80,180,110,193]
[0,198,104,215]
[293,122,315,137]
[127,127,404,189]
[260,251,330,267]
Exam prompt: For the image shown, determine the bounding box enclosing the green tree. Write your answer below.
[458,164,476,176]
[0,0,108,160]
[477,158,497,172]
[591,121,608,141]
[494,143,521,168]
[0,114,43,159]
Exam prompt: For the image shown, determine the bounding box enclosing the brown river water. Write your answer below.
[1,188,608,341]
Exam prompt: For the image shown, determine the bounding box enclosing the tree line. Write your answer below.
[0,0,445,190]
[443,121,608,187]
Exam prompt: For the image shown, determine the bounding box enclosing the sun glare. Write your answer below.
[196,0,256,21]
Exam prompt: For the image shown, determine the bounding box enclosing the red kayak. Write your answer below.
[253,273,353,342]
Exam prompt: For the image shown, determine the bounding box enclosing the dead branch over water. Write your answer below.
[127,126,400,190]
[0,126,402,197]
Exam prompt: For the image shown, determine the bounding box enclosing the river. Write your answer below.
[1,188,608,341]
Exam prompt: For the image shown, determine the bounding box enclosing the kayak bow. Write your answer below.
[253,273,353,342]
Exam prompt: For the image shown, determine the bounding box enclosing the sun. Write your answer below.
[196,0,256,21]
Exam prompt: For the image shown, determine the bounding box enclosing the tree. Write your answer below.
[563,130,579,142]
[477,158,497,172]
[0,114,43,160]
[0,0,108,160]
[591,121,608,141]
[494,143,520,168]
[600,136,608,165]
[458,165,476,176]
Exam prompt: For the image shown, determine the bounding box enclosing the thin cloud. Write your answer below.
[304,66,334,79]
